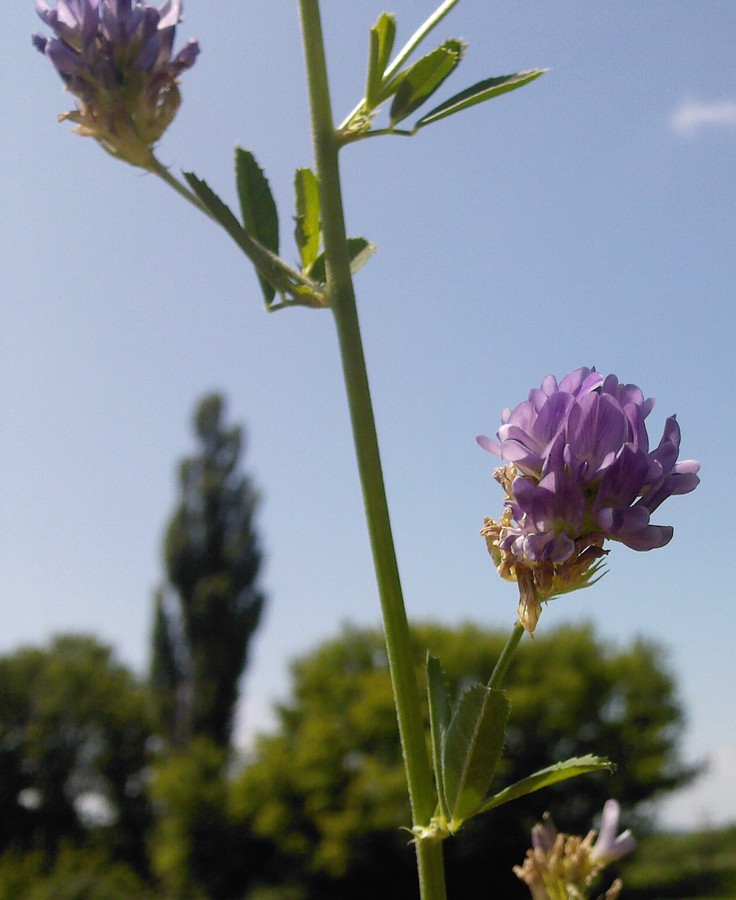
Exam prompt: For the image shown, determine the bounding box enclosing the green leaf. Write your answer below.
[474,755,614,816]
[414,69,547,130]
[442,684,509,827]
[235,147,280,305]
[365,13,397,109]
[293,168,320,271]
[184,171,321,308]
[307,237,376,284]
[183,172,247,247]
[389,40,465,126]
[426,655,451,819]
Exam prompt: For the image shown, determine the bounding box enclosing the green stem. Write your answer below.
[298,3,445,898]
[148,157,213,219]
[488,622,524,690]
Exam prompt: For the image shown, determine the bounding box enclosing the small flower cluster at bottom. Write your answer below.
[514,800,636,900]
[478,368,700,633]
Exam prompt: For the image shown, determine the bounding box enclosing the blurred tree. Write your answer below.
[148,736,273,900]
[229,622,696,899]
[151,393,265,749]
[0,844,157,900]
[148,737,228,899]
[0,635,154,871]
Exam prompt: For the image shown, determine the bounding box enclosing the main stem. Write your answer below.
[298,3,446,898]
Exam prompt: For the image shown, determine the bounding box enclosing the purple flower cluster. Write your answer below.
[33,0,199,167]
[478,367,699,632]
[515,800,635,898]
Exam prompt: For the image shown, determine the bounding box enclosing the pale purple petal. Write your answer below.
[558,366,602,395]
[591,800,637,863]
[157,0,181,30]
[476,434,501,457]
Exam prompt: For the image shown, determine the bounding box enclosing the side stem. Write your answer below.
[148,157,213,218]
[298,3,446,898]
[488,622,524,690]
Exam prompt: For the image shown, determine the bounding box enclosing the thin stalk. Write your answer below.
[298,3,446,898]
[488,622,524,690]
[148,157,213,218]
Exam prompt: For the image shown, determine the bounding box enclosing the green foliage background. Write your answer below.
[0,623,734,898]
[0,635,153,869]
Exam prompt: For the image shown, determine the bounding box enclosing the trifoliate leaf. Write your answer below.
[184,171,319,308]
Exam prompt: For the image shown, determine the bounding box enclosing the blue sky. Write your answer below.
[3,1,735,829]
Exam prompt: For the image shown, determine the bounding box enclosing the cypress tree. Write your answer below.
[151,394,265,748]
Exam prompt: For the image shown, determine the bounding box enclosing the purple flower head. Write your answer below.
[515,802,635,898]
[479,368,699,633]
[33,0,199,167]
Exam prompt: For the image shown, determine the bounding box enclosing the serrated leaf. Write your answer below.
[235,147,279,305]
[366,13,397,109]
[294,168,320,271]
[442,684,509,826]
[183,172,244,241]
[184,171,320,308]
[414,68,547,130]
[389,40,465,126]
[426,655,451,819]
[307,237,376,284]
[474,755,614,817]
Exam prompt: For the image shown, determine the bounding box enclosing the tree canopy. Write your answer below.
[0,635,153,868]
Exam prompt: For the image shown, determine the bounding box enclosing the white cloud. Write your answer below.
[670,97,736,137]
